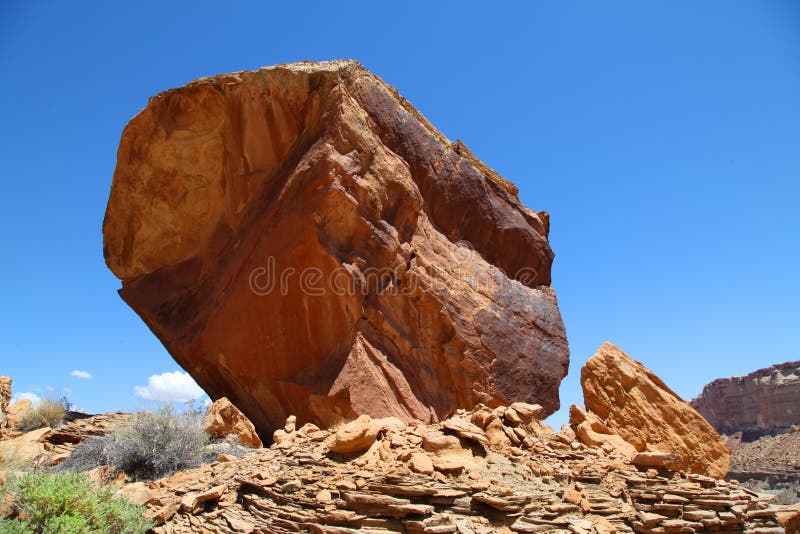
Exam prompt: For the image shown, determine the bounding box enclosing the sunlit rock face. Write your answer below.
[691,360,800,439]
[103,60,569,438]
[579,342,730,479]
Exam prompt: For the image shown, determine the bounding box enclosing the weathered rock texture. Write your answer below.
[691,361,800,439]
[0,376,10,437]
[577,342,730,479]
[203,398,263,448]
[102,60,569,437]
[0,376,9,415]
[137,406,783,534]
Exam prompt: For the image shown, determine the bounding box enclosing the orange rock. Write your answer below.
[0,376,9,415]
[409,452,434,474]
[326,414,380,454]
[568,405,637,458]
[102,60,569,437]
[776,504,800,534]
[579,342,730,479]
[0,376,9,438]
[203,397,263,448]
[4,399,31,430]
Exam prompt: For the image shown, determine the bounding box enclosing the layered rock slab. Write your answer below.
[102,60,569,438]
[577,342,730,479]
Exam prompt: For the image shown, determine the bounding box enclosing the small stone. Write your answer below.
[432,455,466,474]
[422,431,462,452]
[326,415,380,454]
[284,415,297,433]
[563,488,582,505]
[409,452,434,474]
[180,485,227,514]
[282,479,302,492]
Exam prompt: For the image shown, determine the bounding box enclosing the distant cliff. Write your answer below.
[691,361,800,439]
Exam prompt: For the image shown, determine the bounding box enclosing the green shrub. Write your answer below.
[17,399,67,433]
[60,406,210,480]
[0,471,152,533]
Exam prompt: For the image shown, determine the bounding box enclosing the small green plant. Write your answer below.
[0,471,152,533]
[60,406,210,480]
[17,399,67,433]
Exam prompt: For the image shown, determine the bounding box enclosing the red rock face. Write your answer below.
[690,361,800,439]
[103,60,569,438]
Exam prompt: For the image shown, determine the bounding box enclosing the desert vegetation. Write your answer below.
[59,406,212,480]
[16,398,68,433]
[0,471,151,533]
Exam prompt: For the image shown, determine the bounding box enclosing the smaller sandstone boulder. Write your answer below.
[203,397,262,448]
[5,399,31,430]
[326,415,380,454]
[579,342,730,478]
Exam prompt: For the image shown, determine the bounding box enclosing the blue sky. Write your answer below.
[1,2,798,427]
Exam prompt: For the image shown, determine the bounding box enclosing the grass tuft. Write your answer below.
[17,398,67,433]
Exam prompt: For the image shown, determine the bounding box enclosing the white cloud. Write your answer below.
[10,392,41,406]
[71,370,93,380]
[134,371,205,403]
[63,387,73,394]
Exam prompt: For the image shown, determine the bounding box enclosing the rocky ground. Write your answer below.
[133,404,795,533]
[729,429,800,504]
[2,383,800,532]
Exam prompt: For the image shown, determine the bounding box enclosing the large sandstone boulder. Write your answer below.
[577,342,730,479]
[102,60,569,437]
[690,360,800,439]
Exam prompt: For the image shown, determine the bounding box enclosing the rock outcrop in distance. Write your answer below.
[102,60,569,438]
[572,342,730,479]
[691,360,800,439]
